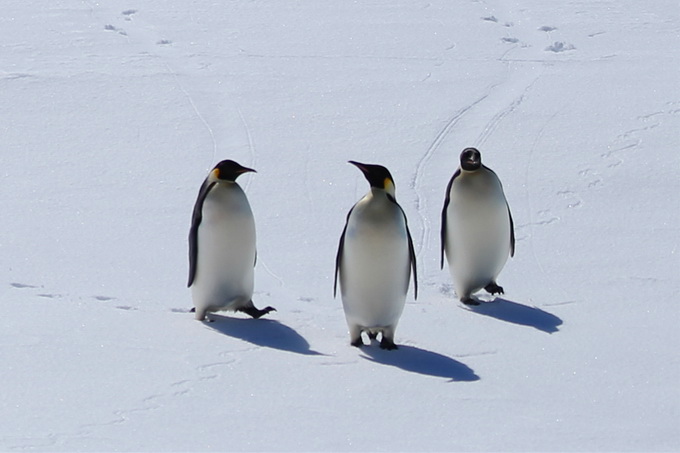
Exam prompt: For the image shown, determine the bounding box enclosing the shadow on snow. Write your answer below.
[466,298,563,333]
[205,315,323,356]
[360,344,480,382]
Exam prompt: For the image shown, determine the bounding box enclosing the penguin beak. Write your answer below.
[348,160,368,174]
[237,166,256,174]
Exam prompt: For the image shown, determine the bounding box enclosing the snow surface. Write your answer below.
[1,0,679,451]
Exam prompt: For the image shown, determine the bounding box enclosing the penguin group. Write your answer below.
[188,148,514,350]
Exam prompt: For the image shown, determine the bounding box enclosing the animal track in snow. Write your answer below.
[557,190,582,209]
[538,26,557,33]
[545,42,575,53]
[438,283,454,296]
[517,210,559,229]
[104,24,127,36]
[10,282,39,289]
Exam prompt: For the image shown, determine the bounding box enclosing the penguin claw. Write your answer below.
[239,305,276,319]
[379,338,398,350]
[484,283,505,295]
[461,297,481,306]
[350,338,364,348]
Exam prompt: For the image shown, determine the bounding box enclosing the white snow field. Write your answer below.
[1,0,678,451]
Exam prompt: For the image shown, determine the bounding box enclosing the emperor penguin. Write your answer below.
[188,159,275,321]
[441,148,515,305]
[334,161,417,350]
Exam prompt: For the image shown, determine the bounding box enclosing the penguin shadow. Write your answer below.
[466,297,563,333]
[360,343,480,382]
[205,315,323,356]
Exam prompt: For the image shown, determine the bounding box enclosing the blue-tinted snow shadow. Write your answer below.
[466,298,563,333]
[361,344,480,382]
[205,315,323,356]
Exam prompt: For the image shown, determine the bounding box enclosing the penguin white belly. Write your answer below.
[446,188,510,297]
[192,186,255,314]
[341,214,409,329]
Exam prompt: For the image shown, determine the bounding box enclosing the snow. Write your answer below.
[1,0,678,451]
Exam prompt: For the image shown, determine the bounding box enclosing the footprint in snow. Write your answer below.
[104,24,128,36]
[10,282,39,289]
[545,42,575,53]
[439,283,455,296]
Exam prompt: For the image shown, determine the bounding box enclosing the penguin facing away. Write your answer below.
[440,148,515,305]
[335,161,417,350]
[188,159,275,321]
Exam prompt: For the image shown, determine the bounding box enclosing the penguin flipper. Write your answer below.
[405,222,418,300]
[508,204,516,257]
[188,179,217,287]
[388,194,418,300]
[334,205,355,298]
[440,170,460,269]
[485,164,515,258]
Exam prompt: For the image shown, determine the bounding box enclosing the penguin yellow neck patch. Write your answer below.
[209,168,221,181]
[383,178,395,194]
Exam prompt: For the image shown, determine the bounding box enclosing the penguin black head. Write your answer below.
[460,148,482,172]
[209,160,256,183]
[349,161,396,195]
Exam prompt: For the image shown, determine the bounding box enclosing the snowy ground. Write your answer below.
[1,0,678,451]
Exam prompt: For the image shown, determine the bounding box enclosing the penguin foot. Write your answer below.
[239,305,276,319]
[461,297,480,306]
[379,337,398,350]
[350,338,365,348]
[192,307,209,321]
[484,282,504,295]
